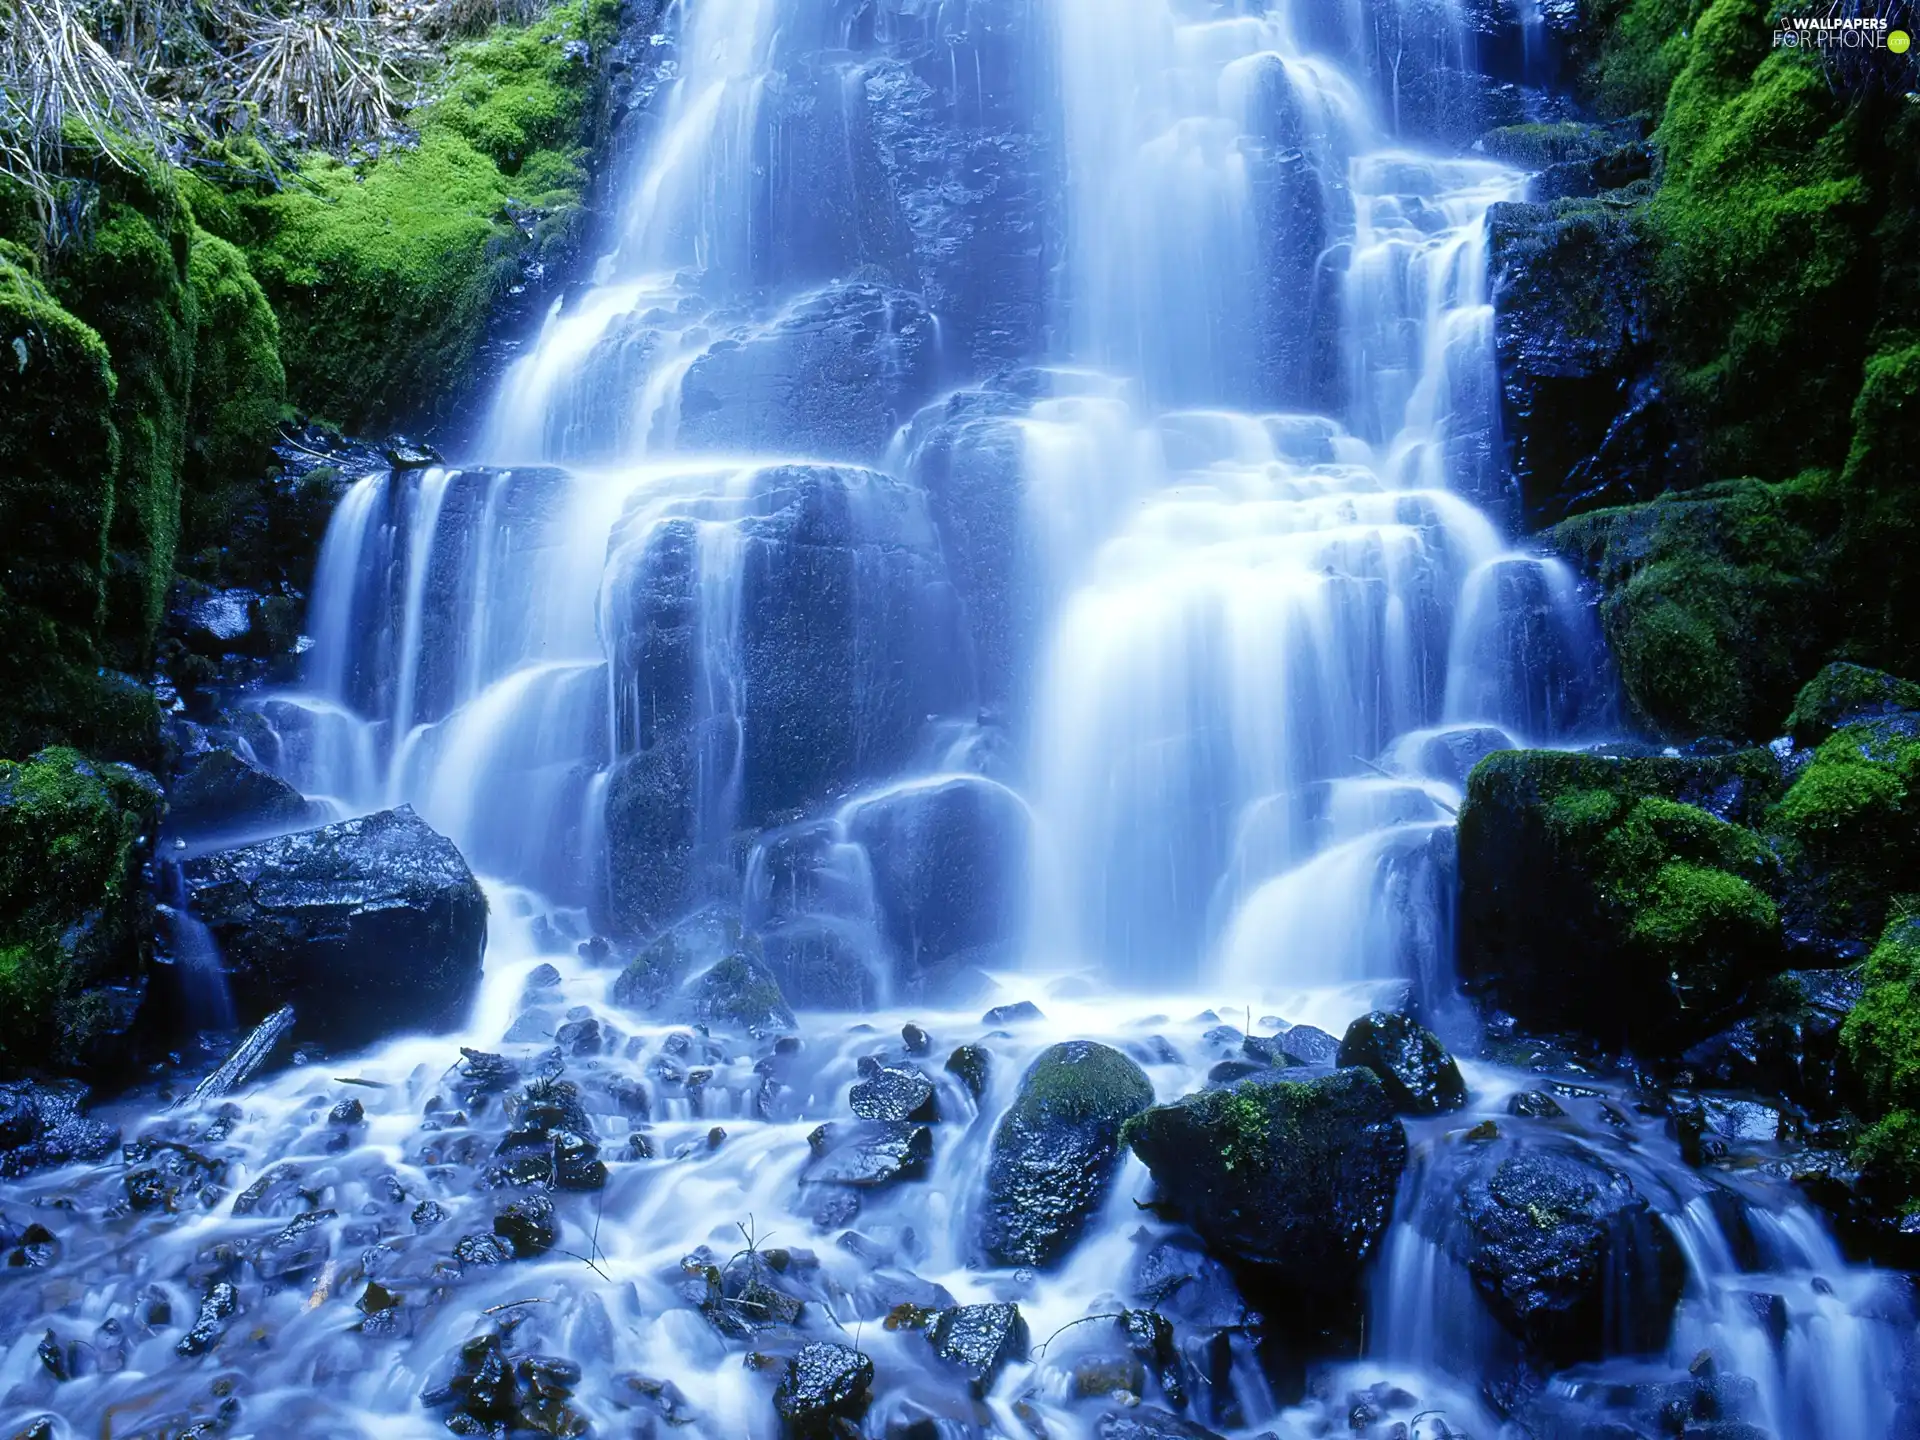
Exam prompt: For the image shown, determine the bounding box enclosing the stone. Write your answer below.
[1274,1024,1341,1067]
[0,1082,117,1179]
[494,1194,557,1257]
[849,1060,936,1122]
[945,1043,990,1100]
[979,1041,1154,1268]
[773,1342,873,1437]
[926,1303,1028,1395]
[181,806,487,1048]
[983,1001,1044,1026]
[1096,1409,1227,1440]
[803,1121,933,1188]
[1337,1011,1468,1115]
[1125,1069,1407,1303]
[166,746,314,838]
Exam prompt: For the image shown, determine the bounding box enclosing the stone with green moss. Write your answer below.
[1123,1069,1406,1302]
[979,1040,1153,1268]
[1840,918,1920,1206]
[1768,719,1920,952]
[1458,748,1785,1046]
[1786,663,1920,747]
[0,748,163,1075]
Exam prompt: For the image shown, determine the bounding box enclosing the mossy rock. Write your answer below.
[1457,748,1786,1047]
[1480,122,1616,169]
[978,1041,1154,1268]
[0,748,163,1075]
[1786,663,1920,747]
[1840,917,1920,1205]
[1548,474,1840,740]
[1767,719,1920,952]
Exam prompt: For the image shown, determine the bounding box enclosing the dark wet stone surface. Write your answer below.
[1338,1011,1468,1115]
[926,1302,1028,1395]
[773,1341,873,1436]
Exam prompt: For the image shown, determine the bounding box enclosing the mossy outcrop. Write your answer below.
[0,748,162,1075]
[1457,747,1786,1046]
[1841,918,1920,1205]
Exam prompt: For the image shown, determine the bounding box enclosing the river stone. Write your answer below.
[1424,1138,1687,1364]
[1097,1409,1226,1440]
[181,805,487,1047]
[945,1044,990,1100]
[0,1082,117,1179]
[849,1059,936,1122]
[773,1342,873,1437]
[1337,1011,1468,1115]
[1274,1024,1341,1067]
[167,747,316,838]
[926,1303,1028,1396]
[979,1041,1154,1268]
[1125,1069,1407,1302]
[803,1121,933,1188]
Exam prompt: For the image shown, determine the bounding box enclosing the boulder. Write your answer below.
[1786,663,1920,747]
[926,1303,1028,1396]
[803,1121,933,1188]
[0,1081,117,1178]
[845,775,1031,991]
[1684,968,1860,1116]
[1337,1012,1468,1115]
[849,1059,936,1122]
[609,910,796,1033]
[1419,1137,1687,1364]
[1457,748,1786,1047]
[773,1342,873,1438]
[681,954,795,1035]
[0,747,163,1074]
[166,746,314,839]
[181,806,487,1048]
[1125,1069,1407,1303]
[979,1041,1154,1268]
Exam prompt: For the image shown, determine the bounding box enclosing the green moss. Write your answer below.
[1768,722,1920,944]
[1549,473,1840,739]
[1840,918,1920,1200]
[0,747,161,1072]
[1480,122,1614,168]
[235,0,618,430]
[1014,1041,1154,1130]
[182,229,286,562]
[47,166,198,667]
[1838,344,1920,677]
[1786,663,1920,747]
[1582,0,1703,119]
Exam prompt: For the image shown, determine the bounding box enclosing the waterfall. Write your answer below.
[34,2,1882,1437]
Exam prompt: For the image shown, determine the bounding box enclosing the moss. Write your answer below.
[1838,344,1920,678]
[1480,122,1614,168]
[1582,0,1703,120]
[1013,1041,1154,1130]
[1786,663,1920,747]
[0,747,161,1073]
[1840,918,1920,1201]
[234,0,619,431]
[1768,721,1920,944]
[181,229,286,563]
[1549,473,1841,739]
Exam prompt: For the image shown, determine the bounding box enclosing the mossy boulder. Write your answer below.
[0,748,163,1075]
[1769,718,1920,953]
[1786,663,1920,748]
[1547,475,1840,741]
[1840,918,1920,1206]
[1457,748,1786,1047]
[979,1041,1153,1269]
[1123,1069,1407,1306]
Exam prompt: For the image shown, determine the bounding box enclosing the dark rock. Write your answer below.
[1682,967,1860,1116]
[1786,662,1920,746]
[175,1281,239,1357]
[1337,1011,1468,1115]
[1097,1409,1226,1440]
[980,1041,1154,1268]
[610,909,795,1033]
[945,1044,990,1100]
[850,1060,936,1122]
[490,1078,607,1191]
[1126,1069,1407,1303]
[1456,748,1786,1049]
[1509,1090,1567,1119]
[926,1303,1028,1395]
[494,1194,557,1257]
[168,746,315,839]
[803,1121,933,1187]
[181,806,487,1048]
[773,1342,873,1438]
[983,1001,1044,1026]
[682,954,794,1034]
[0,1082,117,1179]
[1274,1024,1341,1067]
[1421,1137,1688,1363]
[328,1097,364,1126]
[902,1022,930,1053]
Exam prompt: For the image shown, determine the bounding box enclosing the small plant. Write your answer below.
[227,2,409,145]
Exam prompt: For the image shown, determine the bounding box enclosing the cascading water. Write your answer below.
[0,2,1907,1437]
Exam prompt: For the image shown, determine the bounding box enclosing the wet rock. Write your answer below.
[1423,1138,1687,1363]
[1682,967,1861,1116]
[424,1328,589,1437]
[1337,1011,1468,1115]
[489,1077,607,1191]
[454,1232,515,1268]
[494,1194,557,1256]
[683,953,795,1034]
[1126,1069,1407,1304]
[181,805,487,1047]
[926,1303,1028,1395]
[945,1043,990,1100]
[979,1041,1154,1268]
[1096,1409,1226,1439]
[0,1081,117,1179]
[1509,1090,1567,1119]
[166,746,315,838]
[803,1121,933,1188]
[328,1097,365,1126]
[902,1023,930,1054]
[773,1341,873,1437]
[1131,1234,1248,1332]
[983,1000,1044,1026]
[850,1059,936,1122]
[175,1281,239,1357]
[1274,1024,1341,1067]
[1786,662,1920,747]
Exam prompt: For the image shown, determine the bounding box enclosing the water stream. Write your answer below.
[1,0,1908,1435]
